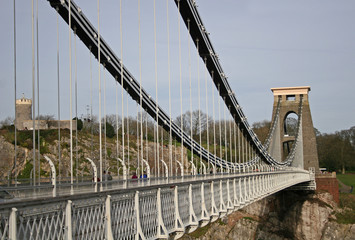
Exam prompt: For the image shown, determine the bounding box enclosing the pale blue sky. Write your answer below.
[0,0,354,134]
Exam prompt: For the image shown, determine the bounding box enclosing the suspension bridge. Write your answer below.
[0,0,318,239]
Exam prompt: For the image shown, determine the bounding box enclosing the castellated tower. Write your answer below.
[15,96,32,130]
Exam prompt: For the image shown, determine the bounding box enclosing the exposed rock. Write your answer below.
[182,191,354,240]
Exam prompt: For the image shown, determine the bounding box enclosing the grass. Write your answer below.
[337,174,355,188]
[336,193,355,224]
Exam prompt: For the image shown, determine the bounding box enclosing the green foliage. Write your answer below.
[337,174,355,188]
[17,161,33,179]
[317,126,355,172]
[243,216,256,221]
[187,223,211,238]
[105,121,115,138]
[336,193,355,224]
[73,117,83,131]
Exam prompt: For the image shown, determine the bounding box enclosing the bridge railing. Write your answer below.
[0,168,312,240]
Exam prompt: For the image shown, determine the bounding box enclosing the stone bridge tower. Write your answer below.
[268,86,319,172]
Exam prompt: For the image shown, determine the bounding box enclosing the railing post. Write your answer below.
[210,181,219,222]
[135,191,145,240]
[233,178,239,208]
[239,178,244,205]
[156,188,168,238]
[200,182,210,226]
[65,200,72,240]
[105,195,113,240]
[9,208,17,240]
[226,179,234,213]
[188,184,197,224]
[173,186,184,237]
[219,180,227,216]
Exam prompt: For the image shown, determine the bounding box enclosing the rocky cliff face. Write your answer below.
[182,191,355,240]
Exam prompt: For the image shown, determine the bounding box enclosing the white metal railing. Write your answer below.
[0,168,313,240]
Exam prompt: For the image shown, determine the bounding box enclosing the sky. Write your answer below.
[0,0,354,134]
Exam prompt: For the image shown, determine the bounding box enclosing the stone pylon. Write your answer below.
[268,86,319,172]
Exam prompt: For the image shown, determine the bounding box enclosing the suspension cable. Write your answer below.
[32,0,36,186]
[126,92,130,175]
[119,0,125,178]
[218,84,222,171]
[197,39,202,174]
[97,0,103,183]
[138,0,144,176]
[115,79,119,176]
[223,98,227,171]
[188,20,194,175]
[234,115,237,167]
[89,46,93,164]
[153,0,159,178]
[136,103,139,174]
[204,57,209,172]
[166,0,172,177]
[74,29,78,182]
[57,11,61,182]
[13,0,17,186]
[177,0,183,176]
[229,108,233,170]
[103,65,107,174]
[212,71,216,173]
[36,0,40,184]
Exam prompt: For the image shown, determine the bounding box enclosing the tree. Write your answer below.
[73,117,83,131]
[105,121,115,138]
[252,120,271,144]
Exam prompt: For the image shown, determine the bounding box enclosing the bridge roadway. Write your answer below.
[0,167,314,240]
[2,169,288,202]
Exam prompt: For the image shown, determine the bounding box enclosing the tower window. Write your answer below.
[286,95,295,101]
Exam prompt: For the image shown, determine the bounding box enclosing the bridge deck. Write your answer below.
[1,171,288,204]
